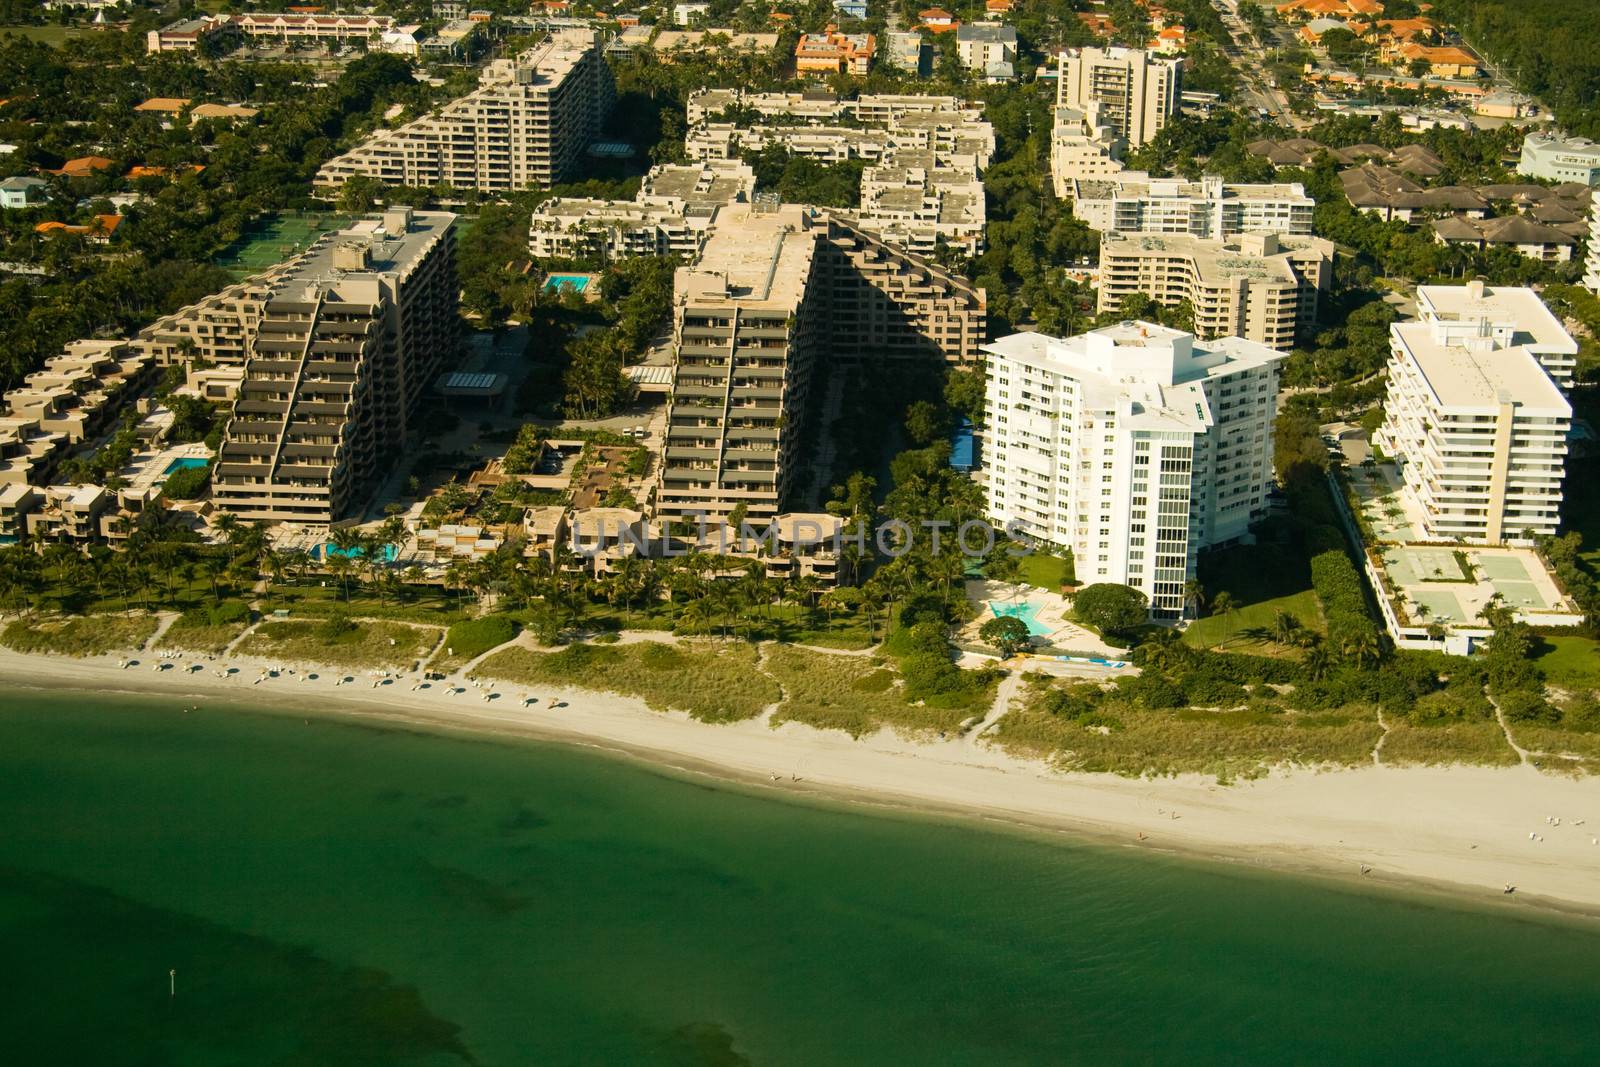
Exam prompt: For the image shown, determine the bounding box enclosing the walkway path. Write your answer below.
[1489,693,1534,766]
[1372,708,1391,766]
[969,666,1028,744]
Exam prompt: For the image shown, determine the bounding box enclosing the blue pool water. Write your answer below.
[991,600,1053,637]
[949,419,976,472]
[317,543,398,562]
[544,274,591,293]
[162,457,210,475]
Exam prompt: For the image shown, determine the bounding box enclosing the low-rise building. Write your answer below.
[1374,281,1572,544]
[0,176,48,209]
[956,24,1016,81]
[527,159,755,261]
[1069,173,1315,238]
[795,25,875,77]
[982,322,1284,619]
[1517,133,1600,186]
[1430,214,1576,263]
[1,340,152,451]
[1096,232,1335,349]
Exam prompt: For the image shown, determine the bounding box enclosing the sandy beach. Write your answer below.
[5,642,1600,917]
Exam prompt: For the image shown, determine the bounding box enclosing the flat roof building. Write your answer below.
[854,153,986,257]
[1375,283,1572,544]
[1070,173,1315,238]
[1050,102,1126,197]
[1056,46,1183,149]
[983,322,1284,618]
[1517,133,1600,186]
[528,159,756,261]
[1097,231,1335,349]
[314,30,613,195]
[1413,282,1579,392]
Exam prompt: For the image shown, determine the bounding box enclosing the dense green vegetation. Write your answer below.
[1435,0,1600,137]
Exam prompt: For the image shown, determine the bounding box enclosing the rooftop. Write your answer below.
[1393,322,1570,412]
[675,204,816,311]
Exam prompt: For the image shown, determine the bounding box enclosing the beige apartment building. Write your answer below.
[211,209,457,525]
[314,30,613,195]
[527,159,755,261]
[1071,174,1316,238]
[1097,232,1335,349]
[1056,46,1183,149]
[854,152,986,257]
[657,205,985,523]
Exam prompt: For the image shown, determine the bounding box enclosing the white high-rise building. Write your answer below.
[1375,281,1574,544]
[1056,46,1183,149]
[1414,281,1579,392]
[1583,197,1600,297]
[983,322,1283,619]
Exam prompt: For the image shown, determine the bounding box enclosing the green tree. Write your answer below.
[1072,583,1149,637]
[979,614,1032,658]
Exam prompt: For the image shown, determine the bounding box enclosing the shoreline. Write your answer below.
[6,644,1600,919]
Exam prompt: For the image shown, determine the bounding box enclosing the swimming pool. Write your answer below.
[544,274,591,293]
[163,457,210,475]
[991,600,1053,637]
[317,543,399,563]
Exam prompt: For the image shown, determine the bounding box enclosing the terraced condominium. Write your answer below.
[657,205,985,523]
[212,209,457,525]
[1056,46,1182,149]
[983,323,1283,619]
[1374,281,1573,544]
[314,30,611,195]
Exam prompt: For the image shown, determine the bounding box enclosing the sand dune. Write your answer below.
[5,644,1599,917]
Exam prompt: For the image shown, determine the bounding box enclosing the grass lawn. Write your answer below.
[764,646,992,738]
[1532,635,1600,690]
[237,620,440,671]
[427,616,520,673]
[265,584,474,625]
[1377,721,1519,767]
[1182,589,1324,653]
[991,682,1382,780]
[1016,552,1074,591]
[0,25,91,47]
[473,639,780,723]
[1,614,158,657]
[158,618,248,655]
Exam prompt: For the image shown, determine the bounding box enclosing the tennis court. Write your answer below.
[1410,589,1468,623]
[214,211,348,278]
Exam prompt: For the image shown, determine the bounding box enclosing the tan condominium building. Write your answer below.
[657,204,985,523]
[854,152,987,257]
[1414,281,1580,392]
[1071,173,1316,238]
[1374,300,1571,544]
[527,159,755,261]
[1097,232,1335,349]
[211,209,457,525]
[136,262,303,371]
[1056,46,1183,149]
[314,30,612,196]
[1050,101,1126,197]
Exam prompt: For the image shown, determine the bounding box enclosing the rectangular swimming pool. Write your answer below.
[544,274,591,293]
[163,457,210,475]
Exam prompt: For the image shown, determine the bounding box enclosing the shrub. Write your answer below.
[317,612,358,641]
[162,463,210,500]
[1498,689,1560,724]
[1072,583,1148,637]
[443,615,518,661]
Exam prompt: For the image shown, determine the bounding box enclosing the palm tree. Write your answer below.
[1183,579,1206,618]
[1271,611,1300,649]
[1303,640,1333,680]
[1210,590,1236,647]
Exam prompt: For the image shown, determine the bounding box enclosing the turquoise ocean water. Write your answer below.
[1,692,1597,1065]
